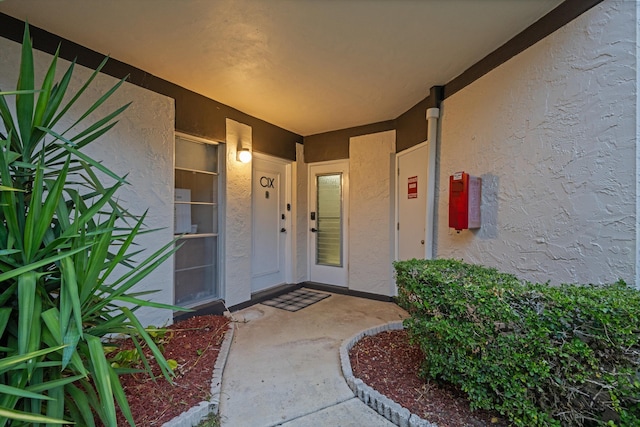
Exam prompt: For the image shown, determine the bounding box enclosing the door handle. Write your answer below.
[310,228,318,232]
[421,240,425,245]
[280,228,286,233]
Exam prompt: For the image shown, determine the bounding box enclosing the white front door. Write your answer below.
[251,155,290,293]
[397,142,429,260]
[308,161,349,286]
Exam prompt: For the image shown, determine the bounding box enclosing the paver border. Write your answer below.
[162,321,236,427]
[340,321,438,427]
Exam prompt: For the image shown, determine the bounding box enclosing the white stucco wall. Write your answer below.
[437,0,637,285]
[295,142,308,283]
[636,0,640,288]
[349,130,396,295]
[0,37,176,326]
[224,119,253,306]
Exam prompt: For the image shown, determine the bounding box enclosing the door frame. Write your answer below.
[395,141,431,261]
[251,153,294,290]
[307,159,349,286]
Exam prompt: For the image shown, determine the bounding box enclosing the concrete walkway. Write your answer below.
[218,291,409,426]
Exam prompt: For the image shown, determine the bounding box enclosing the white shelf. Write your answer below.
[175,166,218,175]
[175,201,217,206]
[175,233,218,239]
[175,263,216,273]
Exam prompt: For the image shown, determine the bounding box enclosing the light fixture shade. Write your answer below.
[237,148,252,163]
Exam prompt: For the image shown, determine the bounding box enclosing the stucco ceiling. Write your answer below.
[0,0,563,136]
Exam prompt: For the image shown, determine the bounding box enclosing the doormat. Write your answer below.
[261,288,330,312]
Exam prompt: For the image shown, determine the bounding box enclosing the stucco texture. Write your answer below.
[0,37,176,326]
[437,1,637,285]
[224,119,253,306]
[349,130,396,295]
[295,142,308,283]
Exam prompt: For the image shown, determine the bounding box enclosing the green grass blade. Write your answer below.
[32,46,58,131]
[22,159,44,262]
[61,76,128,136]
[40,309,87,376]
[65,384,96,427]
[0,407,70,425]
[24,158,69,262]
[108,364,135,427]
[96,212,146,285]
[38,127,126,184]
[0,384,54,401]
[0,186,24,192]
[26,296,43,365]
[79,213,115,302]
[0,96,19,151]
[51,56,109,125]
[0,90,41,96]
[108,240,178,296]
[0,307,11,337]
[116,295,185,311]
[69,103,130,145]
[0,245,91,283]
[0,283,17,308]
[0,345,66,374]
[120,307,175,381]
[43,120,119,165]
[16,23,35,149]
[26,375,86,393]
[0,158,23,255]
[85,335,117,427]
[41,60,74,128]
[60,256,83,340]
[17,271,36,355]
[45,384,65,427]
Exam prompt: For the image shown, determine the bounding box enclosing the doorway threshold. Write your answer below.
[303,282,395,303]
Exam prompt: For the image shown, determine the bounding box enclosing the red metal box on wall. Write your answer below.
[449,171,481,231]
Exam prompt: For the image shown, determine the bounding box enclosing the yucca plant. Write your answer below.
[0,24,181,426]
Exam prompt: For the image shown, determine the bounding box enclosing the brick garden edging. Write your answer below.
[162,321,236,427]
[340,321,437,427]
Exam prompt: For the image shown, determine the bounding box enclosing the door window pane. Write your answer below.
[316,174,342,267]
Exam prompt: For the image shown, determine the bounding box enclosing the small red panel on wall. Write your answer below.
[449,171,481,231]
[407,176,418,199]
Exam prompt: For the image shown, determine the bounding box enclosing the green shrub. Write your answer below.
[395,258,640,427]
[0,25,180,426]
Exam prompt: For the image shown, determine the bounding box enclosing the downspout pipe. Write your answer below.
[425,107,440,259]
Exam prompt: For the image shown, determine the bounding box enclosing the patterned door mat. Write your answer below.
[261,288,330,312]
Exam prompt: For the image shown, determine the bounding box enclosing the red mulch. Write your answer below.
[349,330,510,427]
[106,315,229,426]
[107,316,508,427]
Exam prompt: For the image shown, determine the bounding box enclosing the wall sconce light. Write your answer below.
[237,147,252,163]
[236,137,253,163]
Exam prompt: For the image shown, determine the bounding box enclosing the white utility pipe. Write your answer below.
[425,107,440,259]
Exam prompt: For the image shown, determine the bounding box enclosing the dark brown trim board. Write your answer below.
[306,0,605,154]
[303,120,396,163]
[0,0,605,159]
[0,13,302,161]
[395,86,444,152]
[444,0,605,99]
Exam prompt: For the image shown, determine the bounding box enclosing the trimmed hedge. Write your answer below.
[395,259,640,426]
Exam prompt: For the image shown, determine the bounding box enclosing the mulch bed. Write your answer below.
[106,316,508,426]
[106,314,229,426]
[349,330,509,427]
